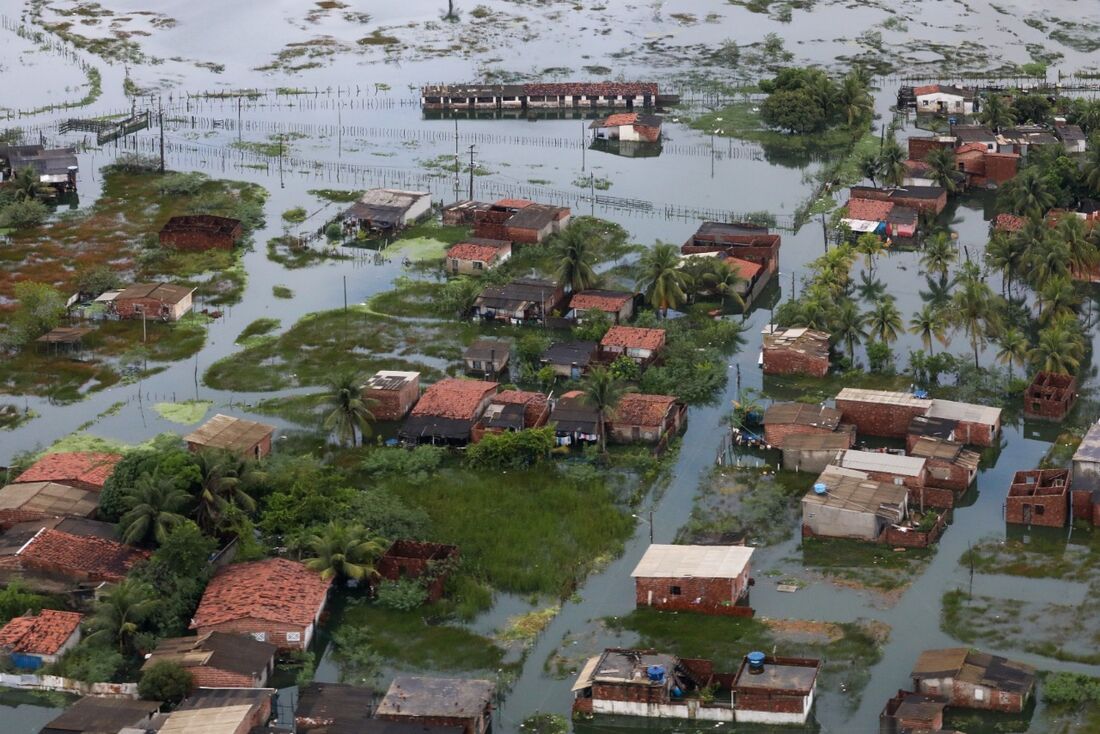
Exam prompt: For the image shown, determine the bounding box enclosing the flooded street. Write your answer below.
[5,0,1100,732]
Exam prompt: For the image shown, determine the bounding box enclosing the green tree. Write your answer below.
[985,231,1026,295]
[879,140,907,187]
[952,279,1001,369]
[978,93,1014,132]
[760,88,827,133]
[995,328,1029,378]
[5,282,66,347]
[1084,134,1100,197]
[925,147,959,194]
[85,579,156,653]
[854,233,884,271]
[10,166,51,202]
[920,232,957,277]
[858,150,881,187]
[580,366,635,455]
[0,199,49,230]
[838,72,872,127]
[1011,94,1052,125]
[323,373,375,447]
[551,226,599,292]
[302,522,386,584]
[1036,275,1080,325]
[192,449,258,535]
[138,661,192,704]
[436,277,482,319]
[1029,318,1084,375]
[1058,215,1098,278]
[1002,167,1055,218]
[832,299,865,362]
[864,298,903,343]
[909,304,948,355]
[701,259,747,309]
[118,475,192,547]
[919,274,956,311]
[0,582,55,624]
[636,242,689,315]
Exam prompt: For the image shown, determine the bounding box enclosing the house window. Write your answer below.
[974,688,985,701]
[474,261,483,270]
[1036,505,1045,516]
[286,631,302,643]
[251,632,266,642]
[669,585,682,596]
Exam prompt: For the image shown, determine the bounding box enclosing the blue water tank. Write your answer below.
[913,388,929,399]
[813,482,827,495]
[647,665,665,683]
[747,651,766,673]
[671,686,683,697]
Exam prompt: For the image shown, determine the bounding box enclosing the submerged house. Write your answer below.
[910,648,1036,713]
[1006,468,1070,527]
[446,238,512,274]
[471,198,570,244]
[472,389,550,441]
[609,394,686,446]
[831,450,927,492]
[589,112,663,142]
[631,544,753,615]
[463,339,511,377]
[681,222,781,289]
[111,282,195,322]
[599,325,666,367]
[761,326,830,378]
[377,540,459,603]
[761,402,852,449]
[1024,371,1077,421]
[835,388,932,439]
[567,289,636,324]
[142,631,276,689]
[342,189,431,234]
[909,436,980,506]
[550,390,600,446]
[780,433,858,474]
[400,378,499,446]
[540,340,598,379]
[375,676,494,734]
[472,278,564,324]
[801,468,909,542]
[925,399,1001,447]
[0,144,78,190]
[913,84,976,115]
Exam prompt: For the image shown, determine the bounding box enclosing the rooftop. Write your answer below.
[951,125,997,142]
[115,282,195,304]
[570,289,635,312]
[364,370,420,392]
[913,84,975,99]
[846,198,895,222]
[590,112,663,129]
[184,414,276,453]
[345,189,430,221]
[410,378,498,421]
[601,325,666,351]
[0,609,82,655]
[375,676,494,720]
[463,339,510,362]
[911,437,980,470]
[631,543,753,580]
[803,468,908,522]
[926,398,1001,425]
[143,631,276,677]
[475,278,559,310]
[19,528,147,583]
[763,402,842,429]
[909,414,958,439]
[836,388,932,409]
[157,703,257,734]
[782,432,853,451]
[762,326,830,359]
[733,655,820,694]
[0,481,99,518]
[191,558,330,629]
[586,649,680,686]
[836,449,927,477]
[296,682,377,725]
[994,213,1027,232]
[912,648,1035,694]
[41,696,161,733]
[15,452,122,490]
[724,256,764,281]
[550,393,600,433]
[446,239,510,262]
[1074,421,1100,463]
[613,393,679,427]
[505,203,566,231]
[541,340,597,366]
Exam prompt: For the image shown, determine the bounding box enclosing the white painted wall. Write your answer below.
[592,700,735,722]
[734,688,814,725]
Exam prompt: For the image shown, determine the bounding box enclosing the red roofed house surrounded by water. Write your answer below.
[589,112,663,143]
[399,378,499,446]
[600,326,666,367]
[446,238,512,275]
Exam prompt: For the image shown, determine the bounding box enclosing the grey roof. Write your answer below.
[463,339,510,362]
[1073,421,1100,464]
[836,388,932,409]
[836,450,926,477]
[763,402,842,429]
[364,370,420,392]
[0,482,98,518]
[951,125,997,143]
[550,395,599,433]
[541,340,597,366]
[802,468,908,522]
[925,399,1001,425]
[41,696,161,734]
[375,677,494,720]
[1,144,78,176]
[344,189,429,224]
[631,544,753,579]
[296,682,376,725]
[143,631,276,678]
[1056,123,1086,142]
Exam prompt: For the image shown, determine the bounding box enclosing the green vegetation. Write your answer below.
[282,206,308,223]
[236,317,281,344]
[679,467,804,545]
[803,537,933,592]
[153,401,213,425]
[961,536,1100,582]
[273,285,295,298]
[309,188,363,203]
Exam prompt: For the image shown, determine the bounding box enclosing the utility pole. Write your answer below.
[590,172,595,217]
[821,212,828,252]
[343,275,348,313]
[158,106,165,174]
[454,118,460,199]
[278,132,285,189]
[237,97,242,143]
[467,144,476,200]
[581,120,586,172]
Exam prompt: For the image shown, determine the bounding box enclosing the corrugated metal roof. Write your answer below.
[836,388,932,408]
[630,544,753,579]
[184,414,275,452]
[763,402,842,428]
[158,704,256,734]
[926,399,1001,425]
[837,450,926,477]
[802,468,908,520]
[1073,421,1100,464]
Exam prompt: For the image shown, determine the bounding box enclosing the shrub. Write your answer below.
[1043,672,1100,706]
[360,446,444,484]
[75,265,121,297]
[0,199,49,230]
[331,626,382,684]
[573,309,612,342]
[138,661,192,704]
[156,172,206,196]
[465,427,555,470]
[375,580,428,611]
[325,222,342,240]
[282,206,308,223]
[2,282,66,348]
[47,641,124,683]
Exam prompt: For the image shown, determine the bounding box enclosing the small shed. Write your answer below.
[112,282,195,322]
[39,697,161,734]
[880,691,947,733]
[631,543,753,615]
[906,414,957,453]
[363,370,421,421]
[1006,469,1069,527]
[35,327,93,356]
[377,540,459,602]
[911,648,1035,713]
[540,340,598,379]
[1023,371,1077,421]
[185,414,276,460]
[463,339,510,377]
[801,468,908,542]
[780,432,857,473]
[761,326,830,378]
[159,215,242,251]
[343,189,431,233]
[472,390,550,441]
[375,677,494,734]
[925,399,1001,447]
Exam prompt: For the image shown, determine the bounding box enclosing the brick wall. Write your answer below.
[952,420,996,447]
[593,681,669,705]
[763,423,840,449]
[634,124,661,143]
[365,381,420,421]
[734,692,805,714]
[908,137,950,160]
[1006,492,1068,527]
[922,458,973,495]
[634,573,752,616]
[762,348,829,378]
[836,399,927,439]
[376,712,486,734]
[1071,489,1100,526]
[881,512,946,548]
[952,680,1027,713]
[862,468,925,491]
[984,154,1019,184]
[188,666,259,689]
[198,618,311,650]
[912,481,960,510]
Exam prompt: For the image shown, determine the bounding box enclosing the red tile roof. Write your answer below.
[524,82,658,97]
[994,213,1027,232]
[603,113,639,127]
[725,257,763,281]
[957,142,988,155]
[411,378,498,421]
[0,609,82,655]
[446,242,507,263]
[15,452,122,490]
[570,290,634,312]
[846,198,894,222]
[613,394,678,427]
[494,198,534,209]
[493,390,549,426]
[601,325,666,351]
[19,529,148,583]
[191,558,331,629]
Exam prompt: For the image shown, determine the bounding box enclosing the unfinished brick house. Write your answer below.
[190,558,331,650]
[142,631,276,689]
[375,676,494,734]
[801,468,909,542]
[761,402,852,449]
[1023,371,1077,421]
[880,690,948,734]
[681,222,781,287]
[731,653,820,725]
[925,399,1002,447]
[631,544,754,616]
[159,215,242,251]
[835,388,932,439]
[363,371,421,421]
[471,199,570,244]
[295,683,378,733]
[1005,468,1070,527]
[910,437,980,508]
[13,451,122,493]
[760,326,830,378]
[911,648,1035,713]
[376,540,459,603]
[906,414,957,453]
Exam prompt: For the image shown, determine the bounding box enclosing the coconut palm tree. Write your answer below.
[854,233,884,272]
[85,579,156,653]
[978,93,1015,132]
[701,260,747,310]
[909,304,949,355]
[1005,167,1055,218]
[636,242,689,316]
[864,298,903,343]
[580,366,635,455]
[920,232,957,277]
[323,373,376,447]
[552,227,599,293]
[118,475,191,547]
[985,231,1026,295]
[996,328,1029,377]
[1028,232,1071,289]
[1036,275,1081,324]
[838,72,873,127]
[192,449,259,535]
[833,299,866,362]
[302,522,387,584]
[1029,318,1084,375]
[952,278,1001,369]
[858,150,881,187]
[1058,215,1098,279]
[856,271,887,303]
[919,274,956,312]
[879,140,907,187]
[1084,136,1100,197]
[10,166,50,202]
[925,147,959,194]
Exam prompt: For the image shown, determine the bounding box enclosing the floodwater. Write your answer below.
[5,0,1100,731]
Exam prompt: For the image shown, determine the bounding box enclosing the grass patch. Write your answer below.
[678,467,804,546]
[273,285,294,299]
[961,535,1100,582]
[498,605,560,643]
[236,317,281,343]
[0,404,36,430]
[153,400,212,425]
[309,188,363,203]
[268,236,350,269]
[282,207,308,223]
[367,279,445,318]
[803,537,933,592]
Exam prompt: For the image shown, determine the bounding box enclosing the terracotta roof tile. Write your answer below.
[411,378,498,421]
[15,452,122,490]
[846,198,894,222]
[613,394,678,427]
[0,609,82,655]
[191,558,331,629]
[994,213,1027,232]
[601,325,666,351]
[494,198,534,209]
[725,257,763,280]
[957,142,988,155]
[493,390,549,426]
[570,290,634,312]
[602,113,639,127]
[19,529,148,583]
[446,242,508,262]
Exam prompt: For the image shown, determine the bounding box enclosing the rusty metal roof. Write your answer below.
[763,402,842,429]
[184,414,275,452]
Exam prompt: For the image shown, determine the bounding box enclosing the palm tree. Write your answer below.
[925,147,959,194]
[10,166,50,202]
[864,298,903,343]
[856,270,887,303]
[1005,167,1055,218]
[909,305,948,355]
[85,579,156,653]
[952,279,1001,369]
[1029,318,1084,375]
[552,227,599,293]
[1084,135,1100,197]
[838,72,872,127]
[879,140,907,187]
[1058,215,1098,279]
[1028,232,1071,289]
[701,260,747,310]
[858,150,881,187]
[979,93,1014,132]
[996,328,1029,377]
[580,366,634,455]
[302,522,387,584]
[118,475,191,546]
[1075,102,1100,135]
[1036,275,1080,324]
[854,233,884,272]
[636,242,689,316]
[323,373,376,447]
[833,299,866,362]
[919,274,956,311]
[920,232,957,277]
[985,231,1026,295]
[193,449,258,535]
